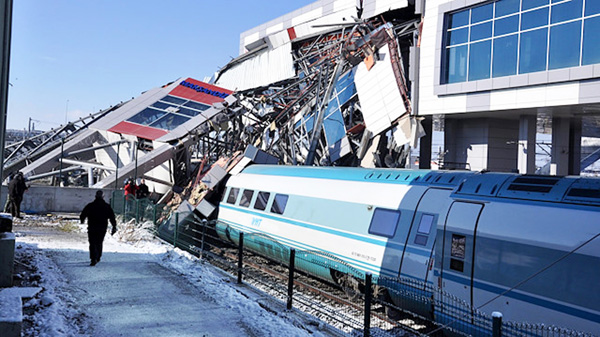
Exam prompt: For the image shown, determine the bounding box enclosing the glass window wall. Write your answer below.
[442,0,599,84]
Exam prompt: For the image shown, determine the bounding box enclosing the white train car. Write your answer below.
[216,165,600,335]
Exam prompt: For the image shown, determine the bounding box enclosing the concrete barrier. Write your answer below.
[0,185,115,214]
[0,232,14,287]
[0,294,21,337]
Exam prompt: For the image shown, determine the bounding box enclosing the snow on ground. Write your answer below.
[12,215,338,337]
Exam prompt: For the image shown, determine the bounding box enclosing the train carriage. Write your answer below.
[216,165,600,335]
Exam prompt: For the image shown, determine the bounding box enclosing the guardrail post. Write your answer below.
[492,312,503,337]
[153,205,157,227]
[200,219,207,259]
[364,273,372,337]
[174,212,179,247]
[287,249,296,310]
[237,232,244,284]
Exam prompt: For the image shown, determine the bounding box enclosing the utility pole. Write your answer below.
[0,0,13,182]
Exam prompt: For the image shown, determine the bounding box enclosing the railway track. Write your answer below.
[197,240,429,336]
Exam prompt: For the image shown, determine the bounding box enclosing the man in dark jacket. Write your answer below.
[80,191,117,266]
[8,171,28,218]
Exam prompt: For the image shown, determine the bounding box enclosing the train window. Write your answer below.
[450,259,464,272]
[368,208,400,238]
[226,188,239,204]
[451,234,466,259]
[450,234,466,272]
[254,192,270,211]
[414,214,435,246]
[417,214,434,234]
[239,189,254,207]
[271,194,289,214]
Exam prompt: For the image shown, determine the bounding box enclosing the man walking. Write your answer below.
[80,191,117,266]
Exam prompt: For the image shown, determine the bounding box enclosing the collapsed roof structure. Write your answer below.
[6,0,424,205]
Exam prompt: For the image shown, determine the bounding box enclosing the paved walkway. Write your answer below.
[14,222,339,337]
[51,249,253,336]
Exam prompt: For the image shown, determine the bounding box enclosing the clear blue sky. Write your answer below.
[7,0,315,131]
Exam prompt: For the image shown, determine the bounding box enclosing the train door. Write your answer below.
[439,202,483,309]
[400,188,453,282]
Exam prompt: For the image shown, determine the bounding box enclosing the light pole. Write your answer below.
[0,0,13,183]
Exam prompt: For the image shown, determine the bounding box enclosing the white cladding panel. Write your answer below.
[355,44,407,137]
[216,43,295,91]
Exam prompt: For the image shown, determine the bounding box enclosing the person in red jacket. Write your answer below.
[123,178,138,214]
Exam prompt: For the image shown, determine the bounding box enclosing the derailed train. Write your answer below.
[215,165,600,335]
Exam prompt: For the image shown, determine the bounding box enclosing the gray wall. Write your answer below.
[1,186,114,214]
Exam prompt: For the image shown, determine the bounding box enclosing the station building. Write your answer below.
[418,0,600,174]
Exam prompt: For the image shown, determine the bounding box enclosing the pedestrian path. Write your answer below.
[52,249,253,336]
[14,222,339,337]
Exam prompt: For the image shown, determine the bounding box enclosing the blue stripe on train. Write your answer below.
[220,203,432,257]
[437,270,600,323]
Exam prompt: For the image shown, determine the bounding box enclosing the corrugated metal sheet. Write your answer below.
[216,43,295,91]
[354,44,407,137]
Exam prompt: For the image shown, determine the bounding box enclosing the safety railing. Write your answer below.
[109,198,596,337]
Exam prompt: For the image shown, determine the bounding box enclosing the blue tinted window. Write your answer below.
[585,0,600,16]
[127,108,166,126]
[522,0,549,10]
[161,95,186,105]
[239,189,254,208]
[449,10,470,28]
[521,7,549,30]
[177,107,202,117]
[226,187,239,204]
[447,27,469,46]
[470,22,492,41]
[495,14,519,36]
[417,214,435,234]
[549,21,582,70]
[149,113,190,131]
[493,35,518,77]
[551,0,583,24]
[369,208,401,238]
[253,192,270,211]
[152,101,178,111]
[183,101,209,111]
[472,4,493,23]
[583,17,600,65]
[445,45,468,83]
[469,40,492,80]
[520,28,548,73]
[271,194,288,214]
[495,0,520,17]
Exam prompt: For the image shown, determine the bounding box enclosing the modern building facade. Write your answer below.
[419,0,600,174]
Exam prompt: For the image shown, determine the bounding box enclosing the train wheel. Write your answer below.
[331,270,361,301]
[377,288,402,320]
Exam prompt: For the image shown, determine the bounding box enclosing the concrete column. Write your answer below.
[551,117,570,176]
[569,116,582,175]
[518,115,537,174]
[419,116,432,169]
[443,118,457,168]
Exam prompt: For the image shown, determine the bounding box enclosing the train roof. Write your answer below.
[240,165,473,188]
[452,173,600,206]
[241,165,600,206]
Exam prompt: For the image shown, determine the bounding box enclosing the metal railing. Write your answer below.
[110,196,596,337]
